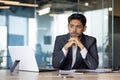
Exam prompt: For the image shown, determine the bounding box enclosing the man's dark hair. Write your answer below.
[68,13,86,26]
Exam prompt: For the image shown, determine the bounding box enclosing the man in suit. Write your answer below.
[52,13,99,70]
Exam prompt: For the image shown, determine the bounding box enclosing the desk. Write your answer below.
[0,69,120,80]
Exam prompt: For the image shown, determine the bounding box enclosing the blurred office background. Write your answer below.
[0,0,120,69]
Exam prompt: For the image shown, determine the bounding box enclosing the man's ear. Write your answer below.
[83,26,87,32]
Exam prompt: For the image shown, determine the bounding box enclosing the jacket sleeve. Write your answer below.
[52,36,66,69]
[83,38,99,69]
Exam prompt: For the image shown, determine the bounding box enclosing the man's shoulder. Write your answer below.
[55,34,69,42]
[83,34,96,40]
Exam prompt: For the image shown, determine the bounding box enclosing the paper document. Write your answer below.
[59,70,76,74]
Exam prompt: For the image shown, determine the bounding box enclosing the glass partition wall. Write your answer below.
[35,0,114,68]
[0,0,114,69]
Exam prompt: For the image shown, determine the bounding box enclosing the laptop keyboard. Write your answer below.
[39,68,57,72]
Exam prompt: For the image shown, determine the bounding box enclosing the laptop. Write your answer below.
[8,46,56,72]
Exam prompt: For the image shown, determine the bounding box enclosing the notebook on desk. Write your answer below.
[8,46,56,72]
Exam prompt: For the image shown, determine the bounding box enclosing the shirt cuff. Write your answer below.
[80,48,88,59]
[62,48,68,56]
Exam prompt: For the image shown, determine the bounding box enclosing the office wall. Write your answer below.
[0,7,35,45]
[37,14,54,52]
[0,6,35,68]
[0,15,6,26]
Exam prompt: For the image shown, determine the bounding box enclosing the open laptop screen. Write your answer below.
[8,46,39,72]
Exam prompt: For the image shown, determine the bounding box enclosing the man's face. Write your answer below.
[68,19,86,37]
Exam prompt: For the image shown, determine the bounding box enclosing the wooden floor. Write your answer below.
[1,69,120,80]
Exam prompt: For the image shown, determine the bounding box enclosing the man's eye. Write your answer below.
[77,26,81,28]
[70,25,73,27]
[76,25,82,28]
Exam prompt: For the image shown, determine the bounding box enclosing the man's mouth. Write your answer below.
[70,33,79,37]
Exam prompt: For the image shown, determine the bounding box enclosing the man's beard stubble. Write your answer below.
[70,32,81,37]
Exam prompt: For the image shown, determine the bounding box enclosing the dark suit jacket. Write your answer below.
[52,33,99,70]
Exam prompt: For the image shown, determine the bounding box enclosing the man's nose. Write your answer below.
[73,26,77,31]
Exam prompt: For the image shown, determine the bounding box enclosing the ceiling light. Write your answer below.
[0,6,10,9]
[85,2,89,6]
[37,7,50,16]
[0,0,20,4]
[0,0,38,7]
[108,7,112,11]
